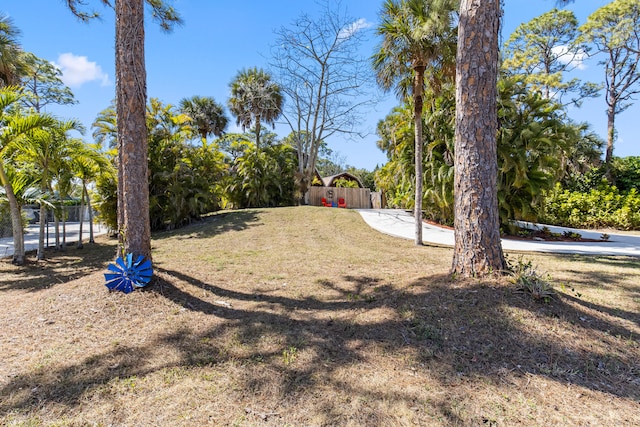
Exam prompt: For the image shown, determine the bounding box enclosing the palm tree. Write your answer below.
[92,148,118,232]
[52,165,75,250]
[228,67,283,149]
[0,167,53,237]
[68,142,110,247]
[179,96,228,146]
[15,119,84,259]
[0,14,26,87]
[0,86,55,264]
[92,102,118,149]
[375,105,418,209]
[496,76,569,227]
[372,0,458,245]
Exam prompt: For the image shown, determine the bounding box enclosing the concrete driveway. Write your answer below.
[358,209,640,257]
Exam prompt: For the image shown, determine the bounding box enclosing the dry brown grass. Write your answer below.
[1,206,639,426]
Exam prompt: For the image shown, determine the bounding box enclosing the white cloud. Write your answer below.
[552,45,587,70]
[53,53,111,88]
[338,18,372,40]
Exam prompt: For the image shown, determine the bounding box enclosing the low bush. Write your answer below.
[541,183,640,230]
[508,257,555,302]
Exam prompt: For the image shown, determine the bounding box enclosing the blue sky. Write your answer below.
[4,0,637,170]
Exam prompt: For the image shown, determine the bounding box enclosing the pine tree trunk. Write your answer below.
[451,0,506,277]
[115,0,152,260]
[605,102,616,179]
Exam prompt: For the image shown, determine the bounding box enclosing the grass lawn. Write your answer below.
[1,206,639,426]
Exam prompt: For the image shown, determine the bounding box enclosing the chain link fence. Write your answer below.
[0,206,11,238]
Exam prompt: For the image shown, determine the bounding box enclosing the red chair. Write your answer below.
[338,197,346,208]
[321,197,331,207]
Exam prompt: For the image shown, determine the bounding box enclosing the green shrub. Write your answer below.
[541,183,640,230]
[333,177,359,188]
[611,156,640,192]
[93,168,118,232]
[225,143,296,209]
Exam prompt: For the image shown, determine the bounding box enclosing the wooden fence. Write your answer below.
[309,187,372,209]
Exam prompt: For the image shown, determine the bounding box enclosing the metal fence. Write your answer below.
[0,209,10,238]
[0,205,91,238]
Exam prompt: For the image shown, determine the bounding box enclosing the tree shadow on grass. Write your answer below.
[545,254,640,313]
[0,210,261,293]
[152,209,262,241]
[559,265,639,291]
[560,291,640,329]
[1,269,638,424]
[0,241,117,293]
[547,254,640,285]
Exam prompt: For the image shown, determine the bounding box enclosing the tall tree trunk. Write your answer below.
[54,210,61,250]
[605,100,616,179]
[115,0,152,260]
[77,185,85,249]
[62,212,67,248]
[37,202,46,260]
[0,165,25,264]
[53,196,60,250]
[255,118,261,149]
[413,65,425,246]
[86,184,95,243]
[451,0,506,277]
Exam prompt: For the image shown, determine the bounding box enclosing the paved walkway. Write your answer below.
[1,222,108,258]
[358,209,640,257]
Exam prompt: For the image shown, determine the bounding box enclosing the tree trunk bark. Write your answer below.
[37,202,46,260]
[0,165,25,264]
[605,100,616,177]
[451,0,506,277]
[413,65,425,246]
[115,0,152,260]
[255,118,261,149]
[77,184,85,249]
[86,185,95,243]
[54,204,61,250]
[62,214,67,248]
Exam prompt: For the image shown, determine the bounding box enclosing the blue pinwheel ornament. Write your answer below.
[104,253,153,293]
